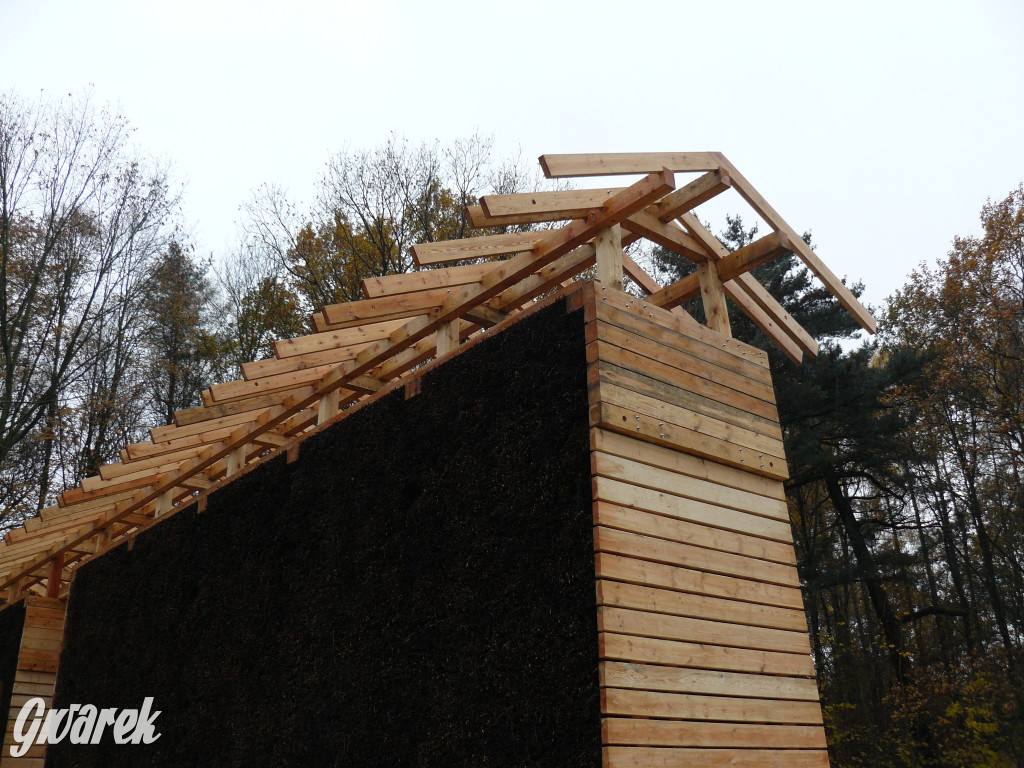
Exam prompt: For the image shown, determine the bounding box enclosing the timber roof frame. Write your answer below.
[0,151,875,607]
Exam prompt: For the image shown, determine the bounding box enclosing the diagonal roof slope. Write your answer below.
[0,152,874,606]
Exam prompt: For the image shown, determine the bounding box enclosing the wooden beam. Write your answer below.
[648,232,792,309]
[679,213,818,358]
[436,320,460,357]
[361,263,496,298]
[274,318,406,359]
[539,152,720,178]
[713,153,876,333]
[594,225,624,291]
[697,259,731,337]
[479,188,622,222]
[621,211,708,262]
[410,230,547,266]
[651,169,732,221]
[0,171,674,597]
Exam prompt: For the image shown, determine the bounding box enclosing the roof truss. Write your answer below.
[0,152,873,605]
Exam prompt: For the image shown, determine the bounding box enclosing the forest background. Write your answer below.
[2,90,1023,767]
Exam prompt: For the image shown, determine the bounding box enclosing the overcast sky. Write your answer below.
[3,0,1023,318]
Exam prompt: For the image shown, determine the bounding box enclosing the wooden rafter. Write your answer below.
[0,153,873,606]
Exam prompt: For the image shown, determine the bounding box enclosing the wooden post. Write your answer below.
[696,258,731,337]
[317,389,341,426]
[594,224,624,291]
[45,553,64,598]
[226,444,246,477]
[436,320,460,358]
[155,489,173,517]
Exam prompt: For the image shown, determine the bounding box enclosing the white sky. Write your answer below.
[3,0,1023,317]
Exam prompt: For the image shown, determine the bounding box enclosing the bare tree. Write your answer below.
[0,90,178,518]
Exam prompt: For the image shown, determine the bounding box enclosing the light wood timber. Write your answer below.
[589,337,779,422]
[411,230,548,265]
[678,214,817,358]
[592,300,771,386]
[436,319,461,357]
[601,719,825,749]
[594,384,786,462]
[361,263,497,298]
[594,225,624,290]
[540,152,720,178]
[590,285,769,369]
[320,292,451,327]
[600,661,818,700]
[593,499,794,563]
[603,746,830,768]
[480,188,622,221]
[596,574,806,632]
[274,318,407,358]
[591,313,777,406]
[648,232,793,310]
[593,400,788,480]
[595,527,799,589]
[713,153,876,334]
[591,362,784,447]
[651,169,732,221]
[601,688,823,724]
[620,211,709,262]
[697,259,731,336]
[596,552,804,612]
[592,452,788,526]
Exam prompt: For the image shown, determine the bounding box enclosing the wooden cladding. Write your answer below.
[2,596,66,766]
[585,287,829,768]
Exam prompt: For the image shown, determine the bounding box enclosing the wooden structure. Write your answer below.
[0,152,873,766]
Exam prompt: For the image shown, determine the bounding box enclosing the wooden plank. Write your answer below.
[0,174,672,595]
[594,500,795,565]
[723,278,803,364]
[241,345,371,382]
[677,213,814,361]
[595,528,800,589]
[594,225,624,290]
[603,746,830,768]
[714,153,876,334]
[651,169,732,221]
[599,606,811,655]
[621,210,708,262]
[593,337,774,423]
[173,389,308,427]
[411,230,547,265]
[480,188,622,220]
[596,552,804,612]
[593,300,772,387]
[697,259,731,336]
[592,448,787,521]
[273,318,407,358]
[591,328,777,413]
[593,475,791,543]
[591,363,782,446]
[649,232,792,310]
[361,263,497,298]
[320,292,448,327]
[602,718,827,749]
[596,383,785,461]
[594,401,788,481]
[601,661,819,700]
[592,285,769,369]
[601,688,823,723]
[734,275,818,357]
[591,429,786,502]
[596,578,807,632]
[598,632,814,677]
[540,152,720,178]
